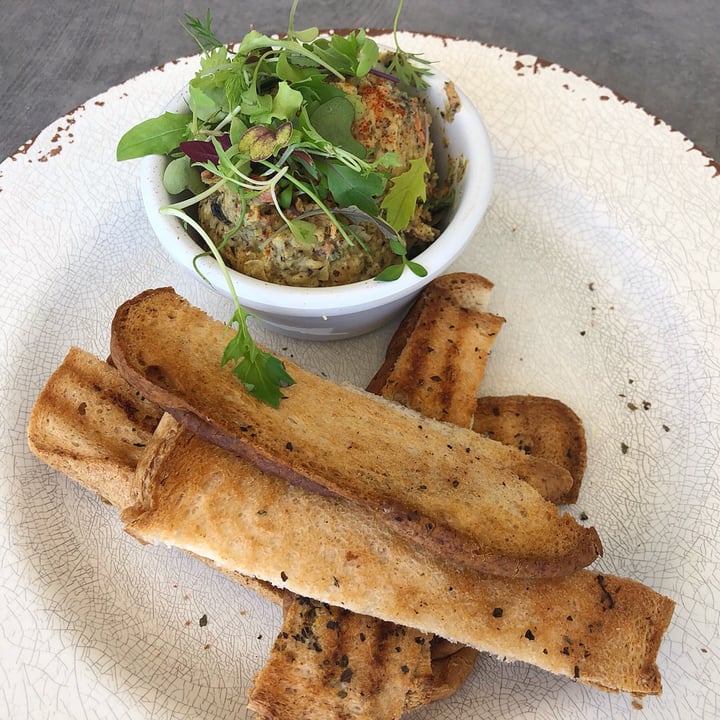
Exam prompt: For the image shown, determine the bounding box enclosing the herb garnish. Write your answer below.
[117,0,434,407]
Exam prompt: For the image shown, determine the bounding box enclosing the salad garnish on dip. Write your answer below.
[117,0,452,406]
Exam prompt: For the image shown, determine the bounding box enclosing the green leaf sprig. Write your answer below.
[162,201,295,408]
[375,238,429,281]
[385,0,433,90]
[117,0,436,407]
[221,306,296,408]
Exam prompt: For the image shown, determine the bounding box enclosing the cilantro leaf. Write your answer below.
[380,156,430,231]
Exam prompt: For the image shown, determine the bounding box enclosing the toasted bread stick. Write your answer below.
[26,348,673,698]
[248,597,432,720]
[110,288,599,577]
[473,395,587,504]
[27,346,164,510]
[124,416,674,697]
[367,273,501,428]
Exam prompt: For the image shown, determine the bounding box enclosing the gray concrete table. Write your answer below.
[1,0,718,162]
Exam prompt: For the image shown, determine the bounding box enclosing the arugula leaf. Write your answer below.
[222,307,295,408]
[380,156,430,231]
[352,30,380,77]
[116,112,192,160]
[310,31,379,79]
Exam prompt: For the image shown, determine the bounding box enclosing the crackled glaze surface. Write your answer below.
[1,34,719,719]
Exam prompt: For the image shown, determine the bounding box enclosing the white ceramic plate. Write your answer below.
[1,33,718,720]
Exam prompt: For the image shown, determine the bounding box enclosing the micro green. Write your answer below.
[117,0,435,407]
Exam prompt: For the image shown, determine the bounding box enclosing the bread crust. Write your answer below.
[110,287,600,577]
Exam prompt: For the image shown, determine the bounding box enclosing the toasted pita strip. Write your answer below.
[124,417,673,697]
[473,396,587,504]
[110,288,598,578]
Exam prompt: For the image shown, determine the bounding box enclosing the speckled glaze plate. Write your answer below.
[1,33,719,720]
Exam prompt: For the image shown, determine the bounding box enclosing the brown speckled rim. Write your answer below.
[5,29,719,174]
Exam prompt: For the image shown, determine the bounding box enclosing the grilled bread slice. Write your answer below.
[124,416,674,697]
[248,596,433,720]
[367,273,501,428]
[110,288,598,578]
[27,346,163,510]
[473,395,587,504]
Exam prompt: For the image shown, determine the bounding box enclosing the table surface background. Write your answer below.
[1,0,718,163]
